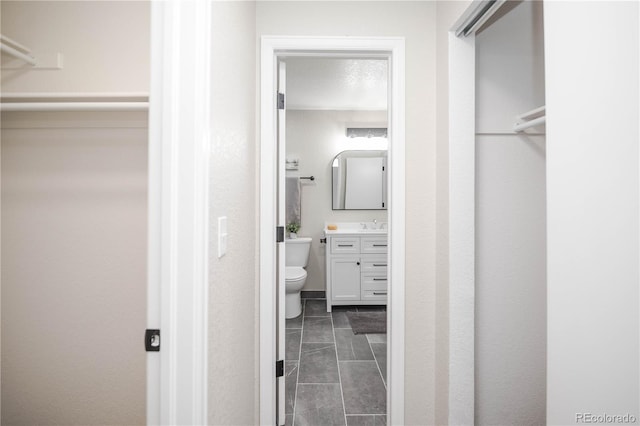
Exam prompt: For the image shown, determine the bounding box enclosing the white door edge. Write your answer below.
[276,59,287,425]
[259,36,406,426]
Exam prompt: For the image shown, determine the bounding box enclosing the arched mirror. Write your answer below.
[331,149,387,210]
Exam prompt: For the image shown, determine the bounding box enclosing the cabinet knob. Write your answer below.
[356,261,360,266]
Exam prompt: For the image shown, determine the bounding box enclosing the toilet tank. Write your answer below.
[285,237,312,267]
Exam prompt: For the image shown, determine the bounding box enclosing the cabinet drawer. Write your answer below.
[361,237,388,254]
[361,283,388,301]
[361,259,388,274]
[361,275,388,291]
[361,290,388,301]
[331,237,360,254]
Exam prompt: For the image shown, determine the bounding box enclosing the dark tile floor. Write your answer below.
[285,299,387,426]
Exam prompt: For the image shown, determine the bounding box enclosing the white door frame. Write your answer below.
[447,1,512,423]
[259,36,406,426]
[147,0,210,424]
[447,28,476,425]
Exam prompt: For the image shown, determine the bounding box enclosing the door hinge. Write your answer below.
[145,329,160,352]
[382,202,385,208]
[276,360,284,377]
[276,226,285,243]
[277,93,285,110]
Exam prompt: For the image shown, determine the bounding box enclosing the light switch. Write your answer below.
[218,216,228,258]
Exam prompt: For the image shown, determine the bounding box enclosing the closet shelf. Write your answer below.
[514,105,546,133]
[0,92,150,112]
[0,92,149,101]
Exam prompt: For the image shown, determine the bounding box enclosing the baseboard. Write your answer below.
[301,290,326,299]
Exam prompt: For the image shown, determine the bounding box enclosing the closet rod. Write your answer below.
[0,35,32,54]
[0,43,36,66]
[516,105,545,122]
[513,105,546,132]
[513,116,546,133]
[0,102,149,112]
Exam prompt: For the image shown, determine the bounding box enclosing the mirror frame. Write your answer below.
[331,149,388,210]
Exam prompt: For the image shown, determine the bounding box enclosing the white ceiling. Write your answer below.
[285,58,388,110]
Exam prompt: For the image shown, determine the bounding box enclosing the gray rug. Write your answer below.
[346,311,387,334]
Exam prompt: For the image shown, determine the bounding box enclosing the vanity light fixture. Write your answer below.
[346,127,388,138]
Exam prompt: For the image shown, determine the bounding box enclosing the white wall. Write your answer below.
[286,58,387,110]
[257,2,438,422]
[545,2,639,424]
[286,110,388,291]
[1,2,149,424]
[208,2,258,425]
[1,1,149,93]
[474,2,547,424]
[1,114,148,426]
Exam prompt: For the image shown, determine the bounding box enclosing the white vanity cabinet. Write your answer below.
[325,232,388,312]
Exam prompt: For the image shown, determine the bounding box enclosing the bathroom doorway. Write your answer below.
[283,56,389,426]
[259,37,406,426]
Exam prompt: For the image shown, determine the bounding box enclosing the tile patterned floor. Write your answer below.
[285,299,387,426]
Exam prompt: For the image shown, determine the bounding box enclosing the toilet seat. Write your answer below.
[285,266,307,281]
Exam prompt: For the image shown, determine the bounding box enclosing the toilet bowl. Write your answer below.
[285,237,312,319]
[285,267,307,319]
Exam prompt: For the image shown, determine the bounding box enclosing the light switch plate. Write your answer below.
[218,216,228,258]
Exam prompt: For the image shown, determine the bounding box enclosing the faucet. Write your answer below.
[373,219,377,229]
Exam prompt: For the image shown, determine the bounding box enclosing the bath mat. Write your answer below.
[346,311,387,334]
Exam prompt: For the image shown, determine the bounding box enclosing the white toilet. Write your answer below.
[285,237,312,319]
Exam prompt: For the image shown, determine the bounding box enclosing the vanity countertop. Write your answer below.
[324,222,388,236]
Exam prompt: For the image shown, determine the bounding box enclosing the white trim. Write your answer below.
[448,29,476,425]
[147,1,210,424]
[260,36,405,426]
[387,39,405,426]
[276,59,287,425]
[259,38,278,426]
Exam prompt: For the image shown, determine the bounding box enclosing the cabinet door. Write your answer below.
[331,257,361,301]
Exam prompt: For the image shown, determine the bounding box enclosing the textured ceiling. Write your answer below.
[285,58,388,110]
